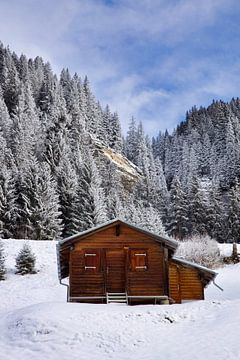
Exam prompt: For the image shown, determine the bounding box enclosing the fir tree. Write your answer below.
[0,167,17,238]
[15,243,36,275]
[188,176,208,236]
[167,176,189,240]
[135,204,166,236]
[125,117,138,162]
[226,180,240,243]
[0,240,6,280]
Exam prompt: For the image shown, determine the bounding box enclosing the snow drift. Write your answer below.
[0,240,239,360]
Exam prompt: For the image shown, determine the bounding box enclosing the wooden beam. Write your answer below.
[116,224,121,236]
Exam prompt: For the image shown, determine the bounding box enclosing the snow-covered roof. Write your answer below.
[58,218,178,249]
[172,256,217,276]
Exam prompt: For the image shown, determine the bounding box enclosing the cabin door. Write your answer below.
[169,263,182,304]
[105,249,126,293]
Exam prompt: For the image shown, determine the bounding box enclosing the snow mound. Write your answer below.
[0,240,240,360]
[1,300,240,360]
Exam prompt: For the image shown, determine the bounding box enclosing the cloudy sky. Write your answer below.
[0,0,240,135]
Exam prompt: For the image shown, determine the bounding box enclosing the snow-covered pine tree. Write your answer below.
[152,156,169,224]
[68,75,86,150]
[0,47,21,115]
[226,179,240,243]
[167,176,189,240]
[188,176,208,236]
[43,84,70,174]
[14,157,62,240]
[60,68,72,111]
[82,76,101,137]
[104,161,125,220]
[0,240,6,280]
[0,166,17,238]
[134,204,166,236]
[28,162,62,240]
[0,88,12,143]
[89,158,108,225]
[15,243,36,275]
[224,119,237,188]
[109,112,123,152]
[125,117,138,163]
[200,133,211,177]
[57,159,80,238]
[75,161,95,232]
[205,184,225,242]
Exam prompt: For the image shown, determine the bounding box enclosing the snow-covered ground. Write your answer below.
[0,240,239,360]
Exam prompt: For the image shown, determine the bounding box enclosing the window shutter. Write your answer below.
[84,249,101,272]
[130,250,148,271]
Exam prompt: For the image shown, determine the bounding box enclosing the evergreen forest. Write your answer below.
[0,43,240,243]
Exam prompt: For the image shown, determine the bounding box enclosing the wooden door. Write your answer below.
[169,263,181,303]
[106,249,126,293]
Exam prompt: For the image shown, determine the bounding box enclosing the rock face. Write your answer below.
[92,136,142,189]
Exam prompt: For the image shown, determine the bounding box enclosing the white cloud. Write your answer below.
[0,0,239,136]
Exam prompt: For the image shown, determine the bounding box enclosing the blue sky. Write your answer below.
[0,0,240,135]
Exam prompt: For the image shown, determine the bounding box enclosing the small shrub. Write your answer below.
[175,235,221,268]
[0,240,6,280]
[15,243,37,275]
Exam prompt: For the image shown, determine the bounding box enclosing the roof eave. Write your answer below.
[172,256,218,277]
[58,219,178,251]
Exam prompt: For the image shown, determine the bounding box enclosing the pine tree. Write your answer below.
[134,204,166,236]
[15,243,36,275]
[226,180,240,243]
[205,185,224,242]
[0,166,17,238]
[109,112,123,152]
[13,158,62,240]
[125,117,138,162]
[57,159,80,238]
[28,162,62,240]
[0,240,6,280]
[89,158,108,225]
[75,162,95,231]
[167,176,189,239]
[188,176,208,236]
[200,133,211,176]
[224,119,237,188]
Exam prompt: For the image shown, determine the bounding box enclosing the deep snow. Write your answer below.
[0,240,239,360]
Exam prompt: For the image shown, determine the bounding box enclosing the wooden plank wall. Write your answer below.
[69,224,165,299]
[169,261,204,303]
[70,250,105,297]
[168,262,181,303]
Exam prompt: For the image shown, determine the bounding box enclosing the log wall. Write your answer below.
[69,224,166,302]
[169,261,204,303]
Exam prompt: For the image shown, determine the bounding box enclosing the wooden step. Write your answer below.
[106,292,128,305]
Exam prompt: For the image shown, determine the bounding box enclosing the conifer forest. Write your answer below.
[0,43,240,243]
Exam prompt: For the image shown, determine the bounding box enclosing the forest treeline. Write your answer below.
[0,43,239,242]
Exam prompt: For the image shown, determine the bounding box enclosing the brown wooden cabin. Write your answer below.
[57,219,217,305]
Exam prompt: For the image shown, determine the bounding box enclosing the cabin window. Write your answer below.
[84,249,100,272]
[130,249,148,271]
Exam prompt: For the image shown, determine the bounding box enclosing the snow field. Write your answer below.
[0,240,240,360]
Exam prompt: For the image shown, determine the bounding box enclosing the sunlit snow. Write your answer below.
[0,240,239,360]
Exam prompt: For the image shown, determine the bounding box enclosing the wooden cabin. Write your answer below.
[57,219,217,305]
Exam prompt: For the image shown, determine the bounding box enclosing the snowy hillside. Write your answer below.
[0,240,240,360]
